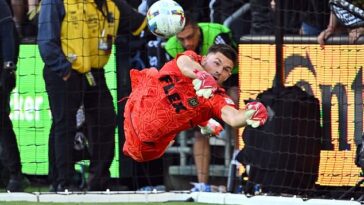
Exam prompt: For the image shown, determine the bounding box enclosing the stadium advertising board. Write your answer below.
[239,44,363,186]
[10,44,119,177]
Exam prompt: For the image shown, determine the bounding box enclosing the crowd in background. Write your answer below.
[6,0,334,40]
[9,0,364,45]
[6,0,363,46]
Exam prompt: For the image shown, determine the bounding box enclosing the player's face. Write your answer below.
[177,24,200,51]
[201,52,234,85]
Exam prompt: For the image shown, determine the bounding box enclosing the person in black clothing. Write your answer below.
[300,0,330,35]
[318,0,364,48]
[0,0,27,192]
[38,0,146,191]
[249,0,274,35]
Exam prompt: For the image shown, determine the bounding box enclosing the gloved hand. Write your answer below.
[198,118,224,136]
[192,70,218,99]
[244,101,268,128]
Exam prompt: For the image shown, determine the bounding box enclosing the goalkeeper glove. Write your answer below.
[244,101,268,128]
[198,118,224,136]
[192,70,218,99]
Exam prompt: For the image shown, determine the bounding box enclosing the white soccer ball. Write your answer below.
[147,0,186,38]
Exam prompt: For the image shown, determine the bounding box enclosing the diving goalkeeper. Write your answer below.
[123,44,268,162]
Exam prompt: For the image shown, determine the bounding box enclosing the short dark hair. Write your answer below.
[207,44,238,67]
[183,11,198,28]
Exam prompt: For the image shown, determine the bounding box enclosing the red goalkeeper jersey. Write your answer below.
[123,50,235,162]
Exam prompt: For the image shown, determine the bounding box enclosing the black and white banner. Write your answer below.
[330,0,364,28]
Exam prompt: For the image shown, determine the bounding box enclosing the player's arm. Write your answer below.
[317,12,346,48]
[176,54,204,79]
[177,54,219,98]
[221,102,268,128]
[221,106,250,128]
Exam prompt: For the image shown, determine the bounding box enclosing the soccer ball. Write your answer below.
[147,0,185,38]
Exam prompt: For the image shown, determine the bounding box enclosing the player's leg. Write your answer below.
[193,130,210,184]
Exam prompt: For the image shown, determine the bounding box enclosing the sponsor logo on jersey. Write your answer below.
[188,97,199,107]
[160,75,187,113]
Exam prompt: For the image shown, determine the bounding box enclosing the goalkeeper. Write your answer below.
[123,44,268,162]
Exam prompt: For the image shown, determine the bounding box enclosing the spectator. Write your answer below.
[264,0,307,35]
[300,0,330,35]
[123,44,268,171]
[164,15,236,59]
[317,0,364,48]
[163,16,239,192]
[37,0,146,191]
[0,0,27,192]
[249,0,273,35]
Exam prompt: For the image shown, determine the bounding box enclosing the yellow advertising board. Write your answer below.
[238,44,363,186]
